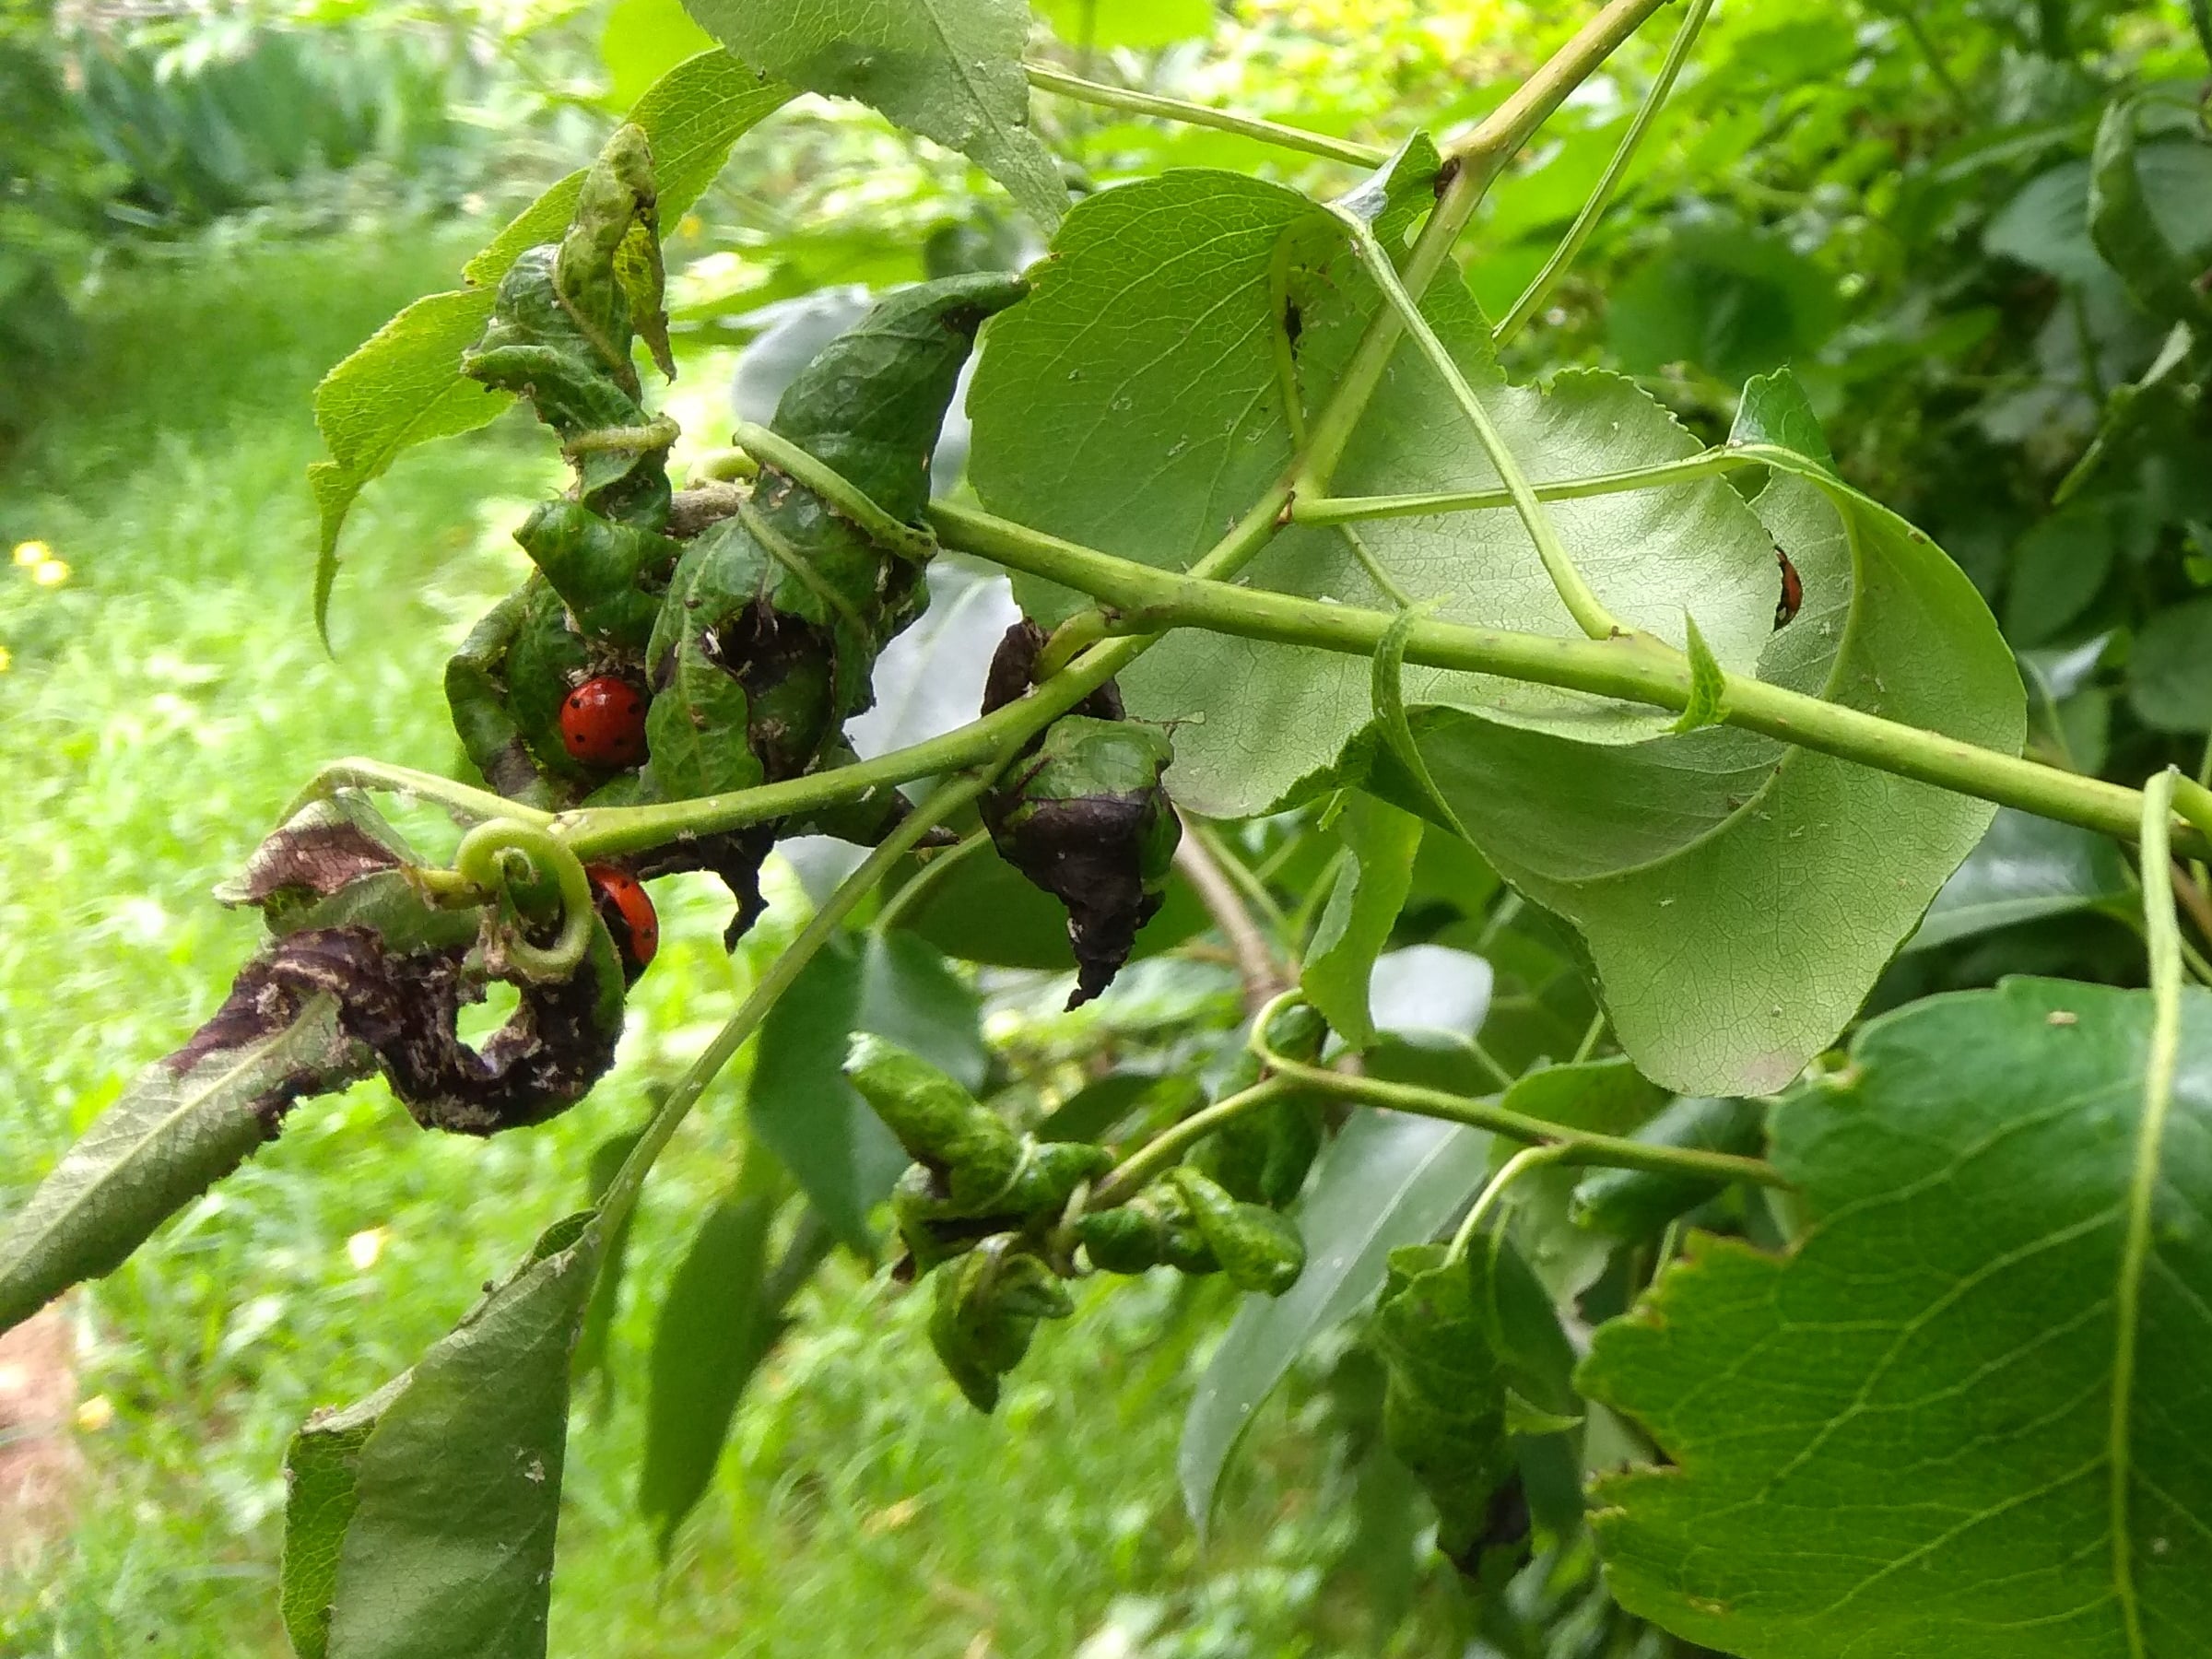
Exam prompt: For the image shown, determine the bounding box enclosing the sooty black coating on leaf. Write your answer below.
[187,927,624,1137]
[980,622,1176,1008]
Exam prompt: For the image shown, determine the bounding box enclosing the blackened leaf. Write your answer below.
[1180,1110,1492,1535]
[319,1213,600,1659]
[1301,794,1423,1051]
[0,993,362,1335]
[637,1188,782,1554]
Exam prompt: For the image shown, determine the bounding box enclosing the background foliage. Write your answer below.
[0,0,2206,1653]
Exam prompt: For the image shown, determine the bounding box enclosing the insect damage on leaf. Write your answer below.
[979,621,1181,1007]
[207,800,630,1135]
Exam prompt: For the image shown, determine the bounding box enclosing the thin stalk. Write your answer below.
[1294,0,1676,499]
[1448,1144,1567,1261]
[284,758,552,829]
[1571,1010,1608,1064]
[1176,821,1288,1008]
[594,773,986,1241]
[1337,207,1619,638]
[873,828,991,936]
[1090,1075,1296,1206]
[1496,0,1715,345]
[926,498,2212,860]
[2111,767,2183,1654]
[731,420,935,563]
[1294,447,1759,526]
[1247,995,1786,1188]
[1023,63,1388,168]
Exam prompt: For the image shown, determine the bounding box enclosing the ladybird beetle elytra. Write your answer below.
[586,864,659,971]
[560,676,649,768]
[1774,547,1803,629]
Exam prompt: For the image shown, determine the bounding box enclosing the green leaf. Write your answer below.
[637,1187,783,1553]
[310,53,792,632]
[1371,1242,1512,1564]
[2091,102,2212,325]
[573,1126,648,1395]
[1986,143,2212,288]
[1907,807,2132,953]
[280,1376,407,1659]
[679,0,1065,228]
[1301,793,1423,1051]
[1179,1109,1492,1535]
[2004,499,2122,646]
[1729,366,1836,471]
[1583,978,2212,1659]
[2130,592,2212,733]
[1035,0,1214,48]
[602,0,719,106]
[1668,612,1727,735]
[1373,603,1473,837]
[1491,1058,1667,1299]
[747,933,985,1250]
[1568,1095,1765,1241]
[317,1213,601,1659]
[968,164,1783,816]
[0,994,361,1335]
[1404,455,2023,1095]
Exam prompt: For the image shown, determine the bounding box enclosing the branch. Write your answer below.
[1328,207,1621,638]
[1248,994,1788,1189]
[1294,0,1677,497]
[1495,0,1716,344]
[926,497,2212,861]
[594,771,989,1241]
[1171,818,1288,1013]
[1024,64,1388,168]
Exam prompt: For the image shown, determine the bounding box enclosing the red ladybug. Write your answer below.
[560,676,648,769]
[1774,547,1803,629]
[587,864,659,973]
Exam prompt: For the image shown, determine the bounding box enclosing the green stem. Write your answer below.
[452,818,596,982]
[1293,0,1675,499]
[2112,767,2183,1657]
[1571,1009,1608,1064]
[1247,994,1786,1187]
[1447,1144,1567,1261]
[872,828,991,935]
[1023,63,1388,169]
[283,758,551,830]
[594,772,987,1243]
[1334,207,1620,638]
[730,420,935,563]
[1494,0,1715,345]
[1295,445,1758,527]
[926,498,2212,860]
[1089,1076,1296,1207]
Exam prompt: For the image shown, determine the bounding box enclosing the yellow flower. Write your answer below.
[76,1394,115,1433]
[0,645,11,674]
[30,559,69,588]
[12,540,49,568]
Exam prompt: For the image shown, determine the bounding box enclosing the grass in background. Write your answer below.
[0,241,1468,1656]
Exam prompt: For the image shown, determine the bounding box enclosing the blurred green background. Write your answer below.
[0,0,2206,1653]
